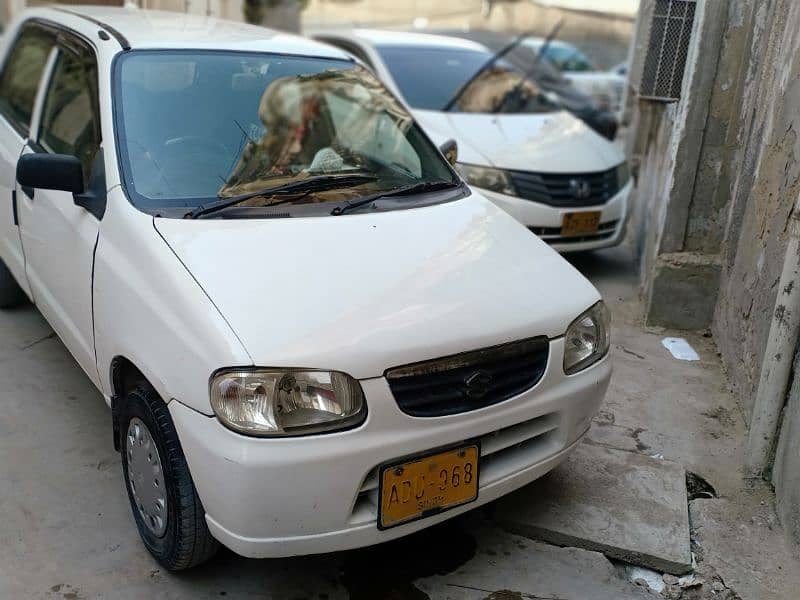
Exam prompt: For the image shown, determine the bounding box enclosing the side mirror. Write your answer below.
[439,139,458,167]
[17,154,84,194]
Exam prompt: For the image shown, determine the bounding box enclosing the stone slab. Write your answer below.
[418,517,650,600]
[494,442,692,574]
[690,488,800,600]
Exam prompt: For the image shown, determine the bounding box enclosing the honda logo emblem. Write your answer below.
[569,179,592,200]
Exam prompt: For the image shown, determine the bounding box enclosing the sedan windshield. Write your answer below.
[113,51,458,215]
[535,42,596,73]
[375,45,559,114]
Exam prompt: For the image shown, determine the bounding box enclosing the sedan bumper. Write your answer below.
[479,180,632,253]
[170,338,610,558]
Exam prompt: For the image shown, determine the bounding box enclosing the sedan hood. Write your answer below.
[155,195,600,379]
[413,109,623,173]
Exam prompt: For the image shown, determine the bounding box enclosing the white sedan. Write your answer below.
[0,7,610,569]
[314,30,631,253]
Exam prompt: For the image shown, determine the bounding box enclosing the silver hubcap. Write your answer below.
[126,417,168,537]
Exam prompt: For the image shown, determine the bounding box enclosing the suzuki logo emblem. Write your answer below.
[569,179,592,200]
[464,370,493,400]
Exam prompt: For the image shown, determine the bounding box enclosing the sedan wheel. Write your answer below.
[126,417,168,537]
[121,386,218,570]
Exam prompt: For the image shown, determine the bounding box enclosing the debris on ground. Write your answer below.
[621,561,740,599]
[659,566,741,600]
[624,565,665,593]
[661,337,700,361]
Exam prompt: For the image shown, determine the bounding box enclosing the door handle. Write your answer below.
[11,191,18,226]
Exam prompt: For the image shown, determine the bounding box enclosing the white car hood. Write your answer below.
[414,109,623,173]
[155,195,600,379]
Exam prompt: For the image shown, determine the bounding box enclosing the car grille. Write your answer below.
[385,337,549,417]
[529,219,620,244]
[508,168,620,207]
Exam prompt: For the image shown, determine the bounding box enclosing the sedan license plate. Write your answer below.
[379,444,479,529]
[562,211,601,236]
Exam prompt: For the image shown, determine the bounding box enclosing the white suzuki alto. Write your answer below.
[0,8,610,570]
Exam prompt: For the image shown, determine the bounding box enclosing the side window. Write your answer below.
[39,44,101,185]
[0,25,56,136]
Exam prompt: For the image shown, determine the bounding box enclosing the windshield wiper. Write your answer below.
[331,180,459,216]
[442,30,534,112]
[492,19,564,114]
[184,173,378,219]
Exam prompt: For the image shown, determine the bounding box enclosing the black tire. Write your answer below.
[121,386,219,570]
[0,259,26,308]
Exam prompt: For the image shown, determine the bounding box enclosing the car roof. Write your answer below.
[326,28,492,53]
[20,6,351,59]
[432,29,544,44]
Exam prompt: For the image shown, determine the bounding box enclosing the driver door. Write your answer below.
[17,33,102,385]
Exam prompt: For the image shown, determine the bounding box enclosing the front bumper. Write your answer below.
[479,180,632,253]
[170,338,610,558]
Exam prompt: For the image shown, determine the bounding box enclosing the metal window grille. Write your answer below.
[640,0,697,102]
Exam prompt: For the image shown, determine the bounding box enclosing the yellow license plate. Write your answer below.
[562,211,602,236]
[379,445,479,529]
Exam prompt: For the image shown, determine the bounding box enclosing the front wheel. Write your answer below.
[0,259,26,308]
[121,386,218,570]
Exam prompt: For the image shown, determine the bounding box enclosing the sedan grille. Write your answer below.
[385,338,549,417]
[508,168,620,207]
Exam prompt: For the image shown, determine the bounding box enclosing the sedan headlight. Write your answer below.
[456,163,516,196]
[210,369,366,437]
[563,301,611,375]
[616,162,631,188]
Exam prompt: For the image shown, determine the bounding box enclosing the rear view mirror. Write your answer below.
[439,139,458,166]
[17,154,84,194]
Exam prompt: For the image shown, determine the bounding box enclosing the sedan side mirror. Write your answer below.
[439,139,458,167]
[17,153,85,194]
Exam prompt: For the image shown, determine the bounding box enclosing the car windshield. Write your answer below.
[375,45,559,114]
[532,42,596,72]
[113,51,458,215]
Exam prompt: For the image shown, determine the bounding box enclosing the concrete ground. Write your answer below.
[1,242,798,599]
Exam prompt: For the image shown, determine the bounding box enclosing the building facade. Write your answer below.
[629,0,800,547]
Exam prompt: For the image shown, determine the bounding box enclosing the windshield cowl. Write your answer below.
[147,181,470,220]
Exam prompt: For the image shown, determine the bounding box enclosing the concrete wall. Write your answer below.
[2,0,31,27]
[3,0,634,51]
[1,0,245,22]
[774,350,800,551]
[303,0,634,69]
[2,0,304,29]
[631,0,800,549]
[632,0,800,413]
[712,0,800,418]
[634,0,729,330]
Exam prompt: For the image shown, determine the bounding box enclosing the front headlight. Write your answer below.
[456,163,517,196]
[210,369,366,437]
[563,301,611,375]
[616,162,631,188]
